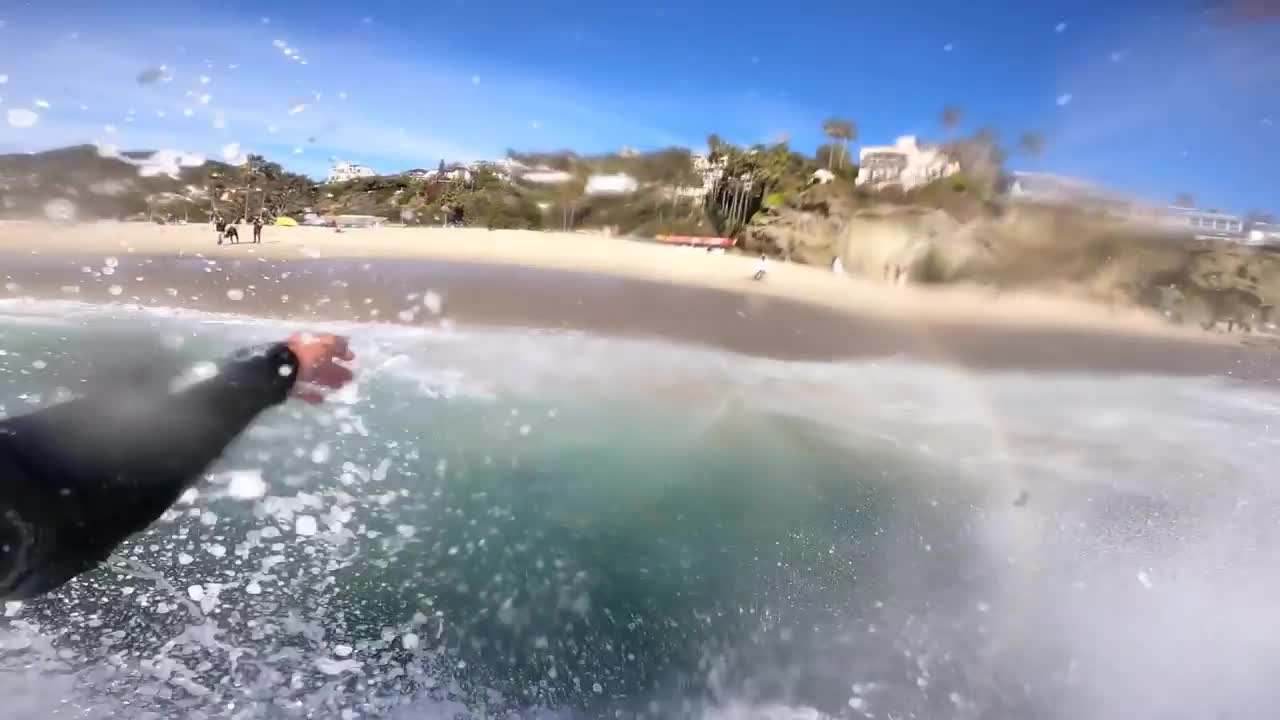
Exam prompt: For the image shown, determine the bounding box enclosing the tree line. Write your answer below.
[191,108,1051,235]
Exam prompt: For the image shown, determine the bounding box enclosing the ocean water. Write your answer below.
[1,299,1279,719]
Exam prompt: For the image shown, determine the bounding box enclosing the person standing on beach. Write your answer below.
[753,254,770,280]
[252,216,264,244]
[0,332,355,601]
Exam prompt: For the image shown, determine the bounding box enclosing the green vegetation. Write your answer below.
[0,111,1048,238]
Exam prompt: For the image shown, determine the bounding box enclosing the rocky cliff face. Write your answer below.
[744,186,1280,332]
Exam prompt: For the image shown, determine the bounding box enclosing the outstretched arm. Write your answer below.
[0,333,353,600]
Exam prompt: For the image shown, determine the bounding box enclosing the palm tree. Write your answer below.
[821,117,857,169]
[706,134,724,162]
[239,154,264,221]
[761,142,791,188]
[1018,131,1046,159]
[941,106,964,133]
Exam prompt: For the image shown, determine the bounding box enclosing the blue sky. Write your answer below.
[1,0,1277,213]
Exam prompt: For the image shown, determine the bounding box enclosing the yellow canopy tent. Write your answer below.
[274,216,299,227]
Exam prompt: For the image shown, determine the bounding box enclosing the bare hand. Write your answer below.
[286,332,355,404]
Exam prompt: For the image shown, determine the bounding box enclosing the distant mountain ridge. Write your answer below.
[0,145,238,222]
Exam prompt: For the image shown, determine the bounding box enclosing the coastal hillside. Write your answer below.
[3,142,1276,333]
[744,181,1280,331]
[0,145,294,222]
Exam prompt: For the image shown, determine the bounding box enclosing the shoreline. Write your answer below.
[1,220,1227,340]
[2,249,1278,381]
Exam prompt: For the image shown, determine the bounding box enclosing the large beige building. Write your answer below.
[855,136,959,190]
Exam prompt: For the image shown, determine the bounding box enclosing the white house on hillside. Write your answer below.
[1006,173,1255,243]
[468,159,518,182]
[521,169,574,185]
[585,173,639,196]
[404,165,475,183]
[855,136,958,191]
[327,162,376,183]
[1248,221,1280,246]
[1158,206,1245,241]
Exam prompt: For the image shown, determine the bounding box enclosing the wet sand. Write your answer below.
[2,250,1277,382]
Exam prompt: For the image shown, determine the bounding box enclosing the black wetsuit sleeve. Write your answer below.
[0,342,299,600]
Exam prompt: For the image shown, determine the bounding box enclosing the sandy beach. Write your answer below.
[1,220,1275,379]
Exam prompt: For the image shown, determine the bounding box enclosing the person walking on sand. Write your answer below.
[0,333,355,600]
[214,215,227,245]
[252,215,264,244]
[753,254,769,281]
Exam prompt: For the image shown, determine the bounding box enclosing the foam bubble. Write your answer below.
[295,515,318,536]
[422,291,443,315]
[42,198,76,222]
[314,658,361,675]
[226,469,266,499]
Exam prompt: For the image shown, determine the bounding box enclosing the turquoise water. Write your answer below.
[1,300,1279,719]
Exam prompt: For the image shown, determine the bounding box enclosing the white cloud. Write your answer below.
[8,108,39,128]
[1056,93,1073,106]
[1055,21,1068,34]
[124,149,206,178]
